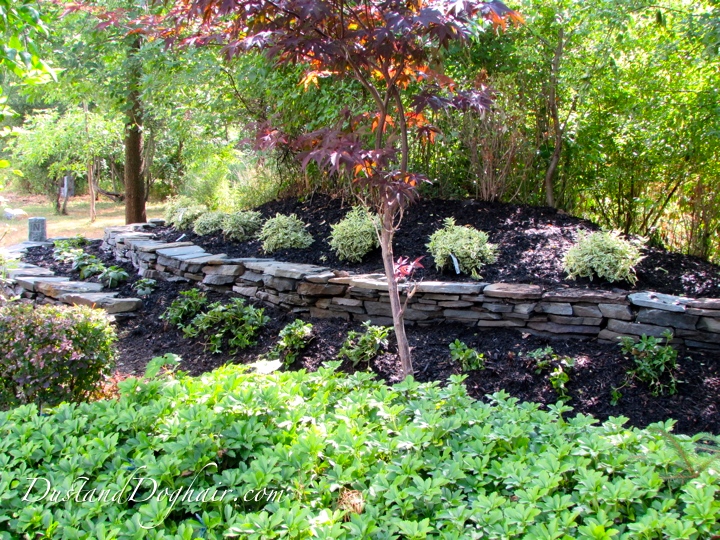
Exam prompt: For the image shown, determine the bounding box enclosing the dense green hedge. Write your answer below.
[1,364,718,539]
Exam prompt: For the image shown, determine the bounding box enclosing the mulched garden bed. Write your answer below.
[155,194,720,298]
[20,196,720,436]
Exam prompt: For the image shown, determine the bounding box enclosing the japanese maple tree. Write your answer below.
[153,0,521,378]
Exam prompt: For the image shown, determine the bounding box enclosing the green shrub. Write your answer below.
[613,331,680,403]
[161,288,208,328]
[183,298,270,354]
[0,302,116,408]
[269,319,314,365]
[449,339,485,371]
[163,196,195,224]
[222,210,264,241]
[52,236,88,262]
[426,217,497,279]
[99,265,130,288]
[193,211,228,236]
[328,206,380,262]
[339,321,391,366]
[564,230,645,284]
[132,278,157,297]
[2,366,719,538]
[258,213,314,253]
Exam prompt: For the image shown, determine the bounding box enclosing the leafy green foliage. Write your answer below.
[0,302,116,409]
[52,236,88,263]
[1,366,719,538]
[161,288,208,328]
[258,213,313,253]
[222,210,264,242]
[166,202,209,231]
[564,231,645,285]
[328,206,379,262]
[269,320,314,365]
[426,218,497,279]
[132,278,157,297]
[525,347,575,400]
[183,298,270,354]
[449,339,485,371]
[339,322,391,367]
[99,265,129,288]
[144,353,183,379]
[193,211,228,236]
[613,332,680,403]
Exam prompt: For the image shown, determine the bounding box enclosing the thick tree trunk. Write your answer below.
[124,38,146,224]
[380,212,413,379]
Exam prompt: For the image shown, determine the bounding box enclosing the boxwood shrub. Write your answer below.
[328,206,380,262]
[0,302,116,409]
[564,230,646,284]
[427,217,498,279]
[1,363,718,539]
[258,213,313,253]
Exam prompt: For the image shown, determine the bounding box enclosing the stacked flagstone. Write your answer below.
[102,224,720,351]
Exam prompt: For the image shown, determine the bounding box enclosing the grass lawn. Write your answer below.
[1,190,166,246]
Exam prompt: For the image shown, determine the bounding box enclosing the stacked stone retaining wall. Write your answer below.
[104,223,720,351]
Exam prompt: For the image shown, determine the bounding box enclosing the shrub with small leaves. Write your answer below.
[269,319,314,365]
[329,206,380,262]
[449,339,485,371]
[222,210,264,241]
[613,331,680,403]
[564,230,645,284]
[525,346,575,400]
[339,321,391,366]
[161,289,208,328]
[99,266,130,288]
[163,196,195,225]
[168,204,208,230]
[0,302,116,409]
[427,218,497,279]
[258,213,313,253]
[53,236,88,262]
[183,298,269,354]
[132,278,157,297]
[193,211,228,236]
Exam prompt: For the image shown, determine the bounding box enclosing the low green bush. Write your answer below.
[258,213,313,253]
[222,210,264,241]
[183,298,270,354]
[269,319,314,365]
[328,206,379,262]
[99,265,129,288]
[161,288,208,328]
[613,331,681,404]
[193,211,228,236]
[426,217,497,279]
[132,278,157,297]
[2,365,718,538]
[163,196,195,225]
[564,230,645,284]
[449,339,485,371]
[0,302,116,409]
[339,321,391,366]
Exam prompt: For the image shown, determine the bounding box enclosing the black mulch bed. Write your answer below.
[22,229,720,436]
[154,194,720,299]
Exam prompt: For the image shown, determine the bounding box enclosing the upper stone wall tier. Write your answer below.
[103,224,720,351]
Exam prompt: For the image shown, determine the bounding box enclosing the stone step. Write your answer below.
[16,276,71,292]
[59,292,142,313]
[36,280,104,298]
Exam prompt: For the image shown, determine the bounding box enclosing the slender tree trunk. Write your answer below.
[124,38,146,224]
[380,211,413,378]
[544,28,565,208]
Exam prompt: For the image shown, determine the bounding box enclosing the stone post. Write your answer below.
[28,217,47,242]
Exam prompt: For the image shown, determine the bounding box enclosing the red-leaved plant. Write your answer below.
[91,0,522,377]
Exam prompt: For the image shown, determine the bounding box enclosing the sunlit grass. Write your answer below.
[0,191,166,246]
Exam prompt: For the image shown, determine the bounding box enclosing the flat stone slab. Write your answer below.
[636,308,698,330]
[134,241,195,253]
[536,302,573,316]
[698,317,720,333]
[628,292,692,313]
[36,280,104,298]
[7,265,55,278]
[16,276,71,292]
[329,275,397,292]
[263,262,329,280]
[242,260,280,273]
[527,322,600,334]
[687,298,720,310]
[155,245,206,258]
[305,271,336,284]
[607,319,672,338]
[183,254,228,265]
[59,292,142,313]
[542,288,627,304]
[416,281,487,295]
[484,283,543,300]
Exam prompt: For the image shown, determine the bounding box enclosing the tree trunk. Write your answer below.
[124,37,146,224]
[379,211,413,379]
